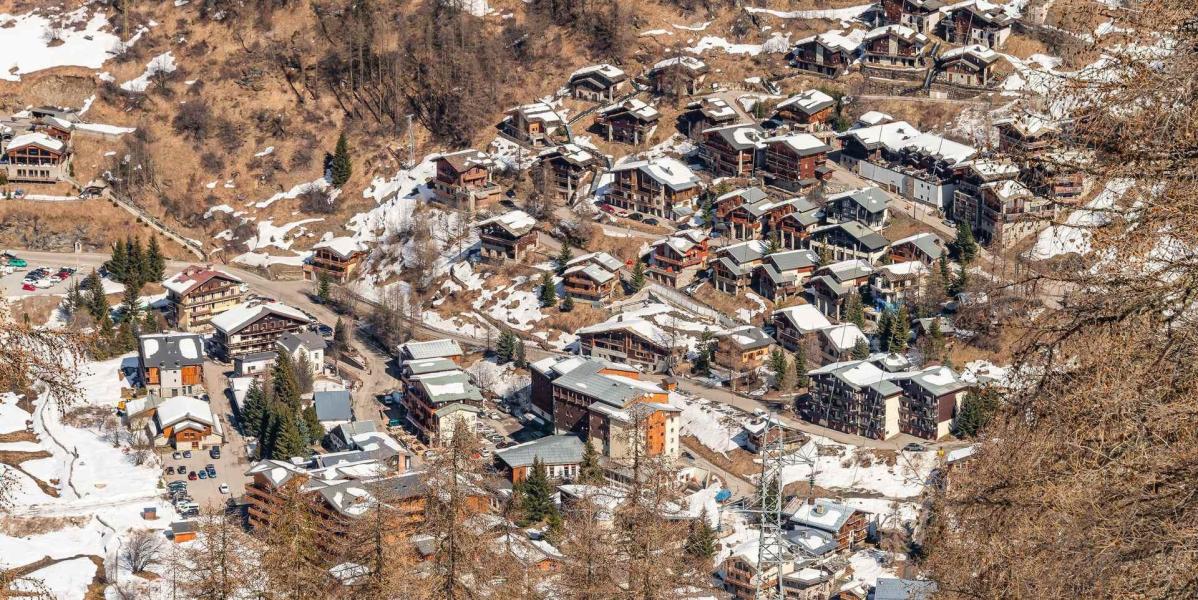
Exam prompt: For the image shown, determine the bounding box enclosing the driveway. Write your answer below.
[160,444,245,511]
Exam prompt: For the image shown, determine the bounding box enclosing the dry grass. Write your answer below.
[10,296,63,327]
[0,516,88,537]
[0,199,192,258]
[692,284,763,318]
[1004,33,1051,60]
[847,98,971,132]
[541,301,607,333]
[681,435,760,480]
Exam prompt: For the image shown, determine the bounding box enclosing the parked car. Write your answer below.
[164,466,175,475]
[187,471,198,480]
[903,443,926,453]
[167,480,187,490]
[171,451,182,460]
[209,447,221,459]
[182,450,192,459]
[34,278,53,289]
[643,218,659,226]
[21,283,35,291]
[198,471,208,480]
[600,203,616,214]
[628,213,644,221]
[218,483,230,495]
[206,465,217,477]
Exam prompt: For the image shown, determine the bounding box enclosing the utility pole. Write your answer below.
[753,413,814,600]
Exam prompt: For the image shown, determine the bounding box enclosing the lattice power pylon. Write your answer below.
[753,413,814,600]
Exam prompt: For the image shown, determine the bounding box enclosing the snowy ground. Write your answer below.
[670,392,750,455]
[1028,179,1130,260]
[0,7,143,81]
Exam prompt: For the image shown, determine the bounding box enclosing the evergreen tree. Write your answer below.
[331,131,353,186]
[272,413,310,459]
[140,309,160,334]
[107,240,128,283]
[125,237,145,288]
[302,404,325,445]
[926,318,947,364]
[685,508,718,560]
[89,278,110,323]
[518,457,556,525]
[96,311,115,356]
[794,350,808,389]
[116,319,137,353]
[294,352,315,394]
[629,259,646,292]
[953,388,1000,438]
[939,253,952,289]
[878,309,894,352]
[560,293,575,312]
[844,290,865,327]
[954,221,978,264]
[949,266,969,298]
[514,339,527,368]
[538,272,557,307]
[145,236,165,283]
[316,274,332,304]
[578,441,603,484]
[555,244,574,275]
[890,305,910,352]
[496,330,516,363]
[692,328,716,376]
[766,231,782,255]
[852,337,871,360]
[120,282,142,325]
[817,244,833,265]
[65,280,85,315]
[241,381,267,438]
[768,347,789,390]
[332,317,349,355]
[272,353,301,410]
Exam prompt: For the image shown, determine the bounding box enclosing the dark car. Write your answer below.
[188,471,198,481]
[206,466,217,478]
[643,218,659,226]
[315,324,334,338]
[164,466,175,475]
[628,213,644,221]
[171,451,182,460]
[209,447,221,459]
[182,450,192,459]
[198,471,208,480]
[903,443,926,453]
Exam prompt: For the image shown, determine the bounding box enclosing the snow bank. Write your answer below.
[0,9,131,81]
[779,436,934,499]
[671,393,746,455]
[744,4,873,20]
[1028,179,1129,260]
[120,51,176,92]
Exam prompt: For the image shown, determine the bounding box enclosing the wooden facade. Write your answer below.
[166,268,245,334]
[762,137,831,193]
[214,311,309,360]
[606,160,701,218]
[304,245,366,284]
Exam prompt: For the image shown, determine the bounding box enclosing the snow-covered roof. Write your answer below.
[139,332,204,368]
[765,132,831,156]
[5,132,65,153]
[313,236,366,259]
[776,89,835,114]
[155,396,215,429]
[399,339,464,361]
[650,55,708,74]
[718,325,773,350]
[819,323,868,353]
[774,304,833,334]
[611,157,701,191]
[864,24,928,44]
[994,113,1058,138]
[478,209,537,236]
[903,132,978,164]
[789,499,858,533]
[540,143,597,166]
[567,251,624,273]
[704,122,767,150]
[840,120,923,152]
[163,266,242,296]
[511,102,564,124]
[890,232,944,259]
[940,44,1003,64]
[878,261,928,278]
[211,302,310,334]
[795,29,864,53]
[855,110,893,127]
[568,63,627,83]
[577,316,667,347]
[598,98,660,121]
[981,178,1032,200]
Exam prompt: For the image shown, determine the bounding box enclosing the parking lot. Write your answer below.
[160,443,249,512]
[0,263,88,297]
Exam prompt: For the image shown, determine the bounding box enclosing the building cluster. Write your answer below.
[0,107,78,184]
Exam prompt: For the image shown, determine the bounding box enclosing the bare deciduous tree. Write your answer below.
[121,529,166,574]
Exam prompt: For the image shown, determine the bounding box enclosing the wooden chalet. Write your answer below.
[562,252,623,302]
[701,123,766,177]
[566,64,628,102]
[942,0,1012,49]
[935,45,1004,88]
[715,326,773,374]
[712,240,769,294]
[647,56,709,96]
[1,131,70,183]
[762,133,833,192]
[304,237,367,284]
[976,179,1055,248]
[950,158,1020,231]
[788,499,871,552]
[404,367,484,443]
[714,186,771,239]
[791,32,861,78]
[576,317,675,373]
[881,0,946,35]
[210,302,311,360]
[477,210,538,263]
[777,205,823,250]
[861,25,931,69]
[137,333,205,399]
[606,157,702,219]
[753,249,820,301]
[682,97,739,138]
[645,229,710,287]
[773,89,836,130]
[806,260,874,319]
[888,232,944,265]
[808,221,892,264]
[504,102,565,147]
[995,115,1059,155]
[536,144,601,201]
[896,366,970,439]
[825,187,891,230]
[163,265,246,333]
[871,261,928,311]
[772,304,832,353]
[432,149,501,211]
[595,98,660,145]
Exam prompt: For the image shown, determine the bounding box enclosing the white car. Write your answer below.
[218,483,230,495]
[34,278,54,288]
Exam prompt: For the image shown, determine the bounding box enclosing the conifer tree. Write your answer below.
[953,388,999,438]
[302,404,325,445]
[693,328,715,376]
[241,381,267,438]
[939,253,952,287]
[331,131,352,186]
[794,350,808,389]
[950,266,969,298]
[629,259,646,291]
[817,244,833,265]
[514,339,527,368]
[272,413,309,459]
[140,309,160,334]
[878,309,894,352]
[316,274,332,304]
[89,278,110,323]
[766,231,782,255]
[926,318,947,364]
[332,317,348,355]
[145,236,165,282]
[890,305,910,352]
[538,272,557,307]
[852,337,870,360]
[125,237,145,288]
[496,330,516,363]
[685,508,718,560]
[578,441,604,484]
[518,457,555,525]
[954,221,978,264]
[844,290,865,327]
[121,282,142,324]
[271,353,301,410]
[560,292,575,312]
[768,347,789,390]
[65,280,85,315]
[556,243,573,275]
[107,240,128,283]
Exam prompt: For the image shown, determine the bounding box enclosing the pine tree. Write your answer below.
[302,404,325,445]
[955,221,978,264]
[331,131,352,186]
[555,244,574,275]
[145,236,165,283]
[89,278,110,323]
[271,353,301,410]
[140,309,160,334]
[927,318,947,364]
[116,318,137,353]
[852,337,870,360]
[332,317,349,355]
[514,339,527,368]
[685,508,718,560]
[844,290,865,327]
[496,330,516,363]
[890,305,910,352]
[766,231,782,254]
[107,240,128,283]
[65,280,84,315]
[817,244,833,265]
[629,259,646,291]
[768,347,789,390]
[693,328,715,376]
[125,237,145,288]
[878,309,894,352]
[578,441,603,484]
[939,253,952,287]
[316,273,332,304]
[950,266,969,298]
[794,350,808,389]
[121,282,142,324]
[560,293,575,312]
[518,457,555,525]
[538,272,557,307]
[294,352,315,394]
[953,388,999,438]
[241,381,267,438]
[272,412,309,459]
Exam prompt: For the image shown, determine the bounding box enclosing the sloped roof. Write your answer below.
[774,304,832,334]
[611,157,701,191]
[495,434,585,469]
[649,56,708,74]
[163,266,242,296]
[765,132,832,157]
[156,396,215,429]
[818,324,869,354]
[776,89,835,115]
[314,390,353,422]
[829,187,889,214]
[890,232,944,259]
[399,339,463,361]
[210,302,310,334]
[478,210,537,237]
[568,63,627,84]
[312,236,366,259]
[704,123,767,151]
[277,330,327,354]
[598,98,660,122]
[6,132,64,153]
[437,149,494,173]
[718,326,773,351]
[139,332,204,369]
[413,369,482,404]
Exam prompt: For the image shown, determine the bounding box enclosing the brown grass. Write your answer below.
[0,516,88,537]
[10,296,63,327]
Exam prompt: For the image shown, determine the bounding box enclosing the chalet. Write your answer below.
[773,89,836,130]
[577,316,675,373]
[761,133,833,192]
[536,144,601,201]
[951,158,1021,230]
[808,221,891,264]
[894,365,969,439]
[398,339,464,365]
[504,102,565,147]
[233,351,276,378]
[595,99,660,145]
[934,45,1004,88]
[431,149,501,211]
[645,229,710,287]
[853,110,894,128]
[712,240,769,294]
[700,123,766,177]
[861,24,931,69]
[941,0,1013,49]
[399,357,458,393]
[881,0,946,35]
[403,367,483,443]
[0,131,70,183]
[494,434,586,483]
[781,566,833,600]
[163,265,246,333]
[777,205,823,250]
[976,179,1056,248]
[647,56,709,96]
[566,64,628,102]
[606,157,702,219]
[772,304,833,352]
[489,532,565,573]
[530,356,679,459]
[838,121,977,210]
[889,232,945,264]
[788,498,871,551]
[714,326,774,374]
[871,261,928,311]
[314,390,354,429]
[723,540,829,600]
[753,249,821,301]
[994,115,1084,200]
[806,259,874,318]
[276,331,326,376]
[682,97,739,137]
[137,333,204,399]
[818,324,870,364]
[210,302,311,361]
[803,359,902,437]
[714,186,770,234]
[147,395,223,450]
[325,422,413,471]
[477,210,538,263]
[791,30,862,77]
[995,114,1059,155]
[825,187,891,229]
[562,251,623,302]
[304,237,367,284]
[743,416,806,453]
